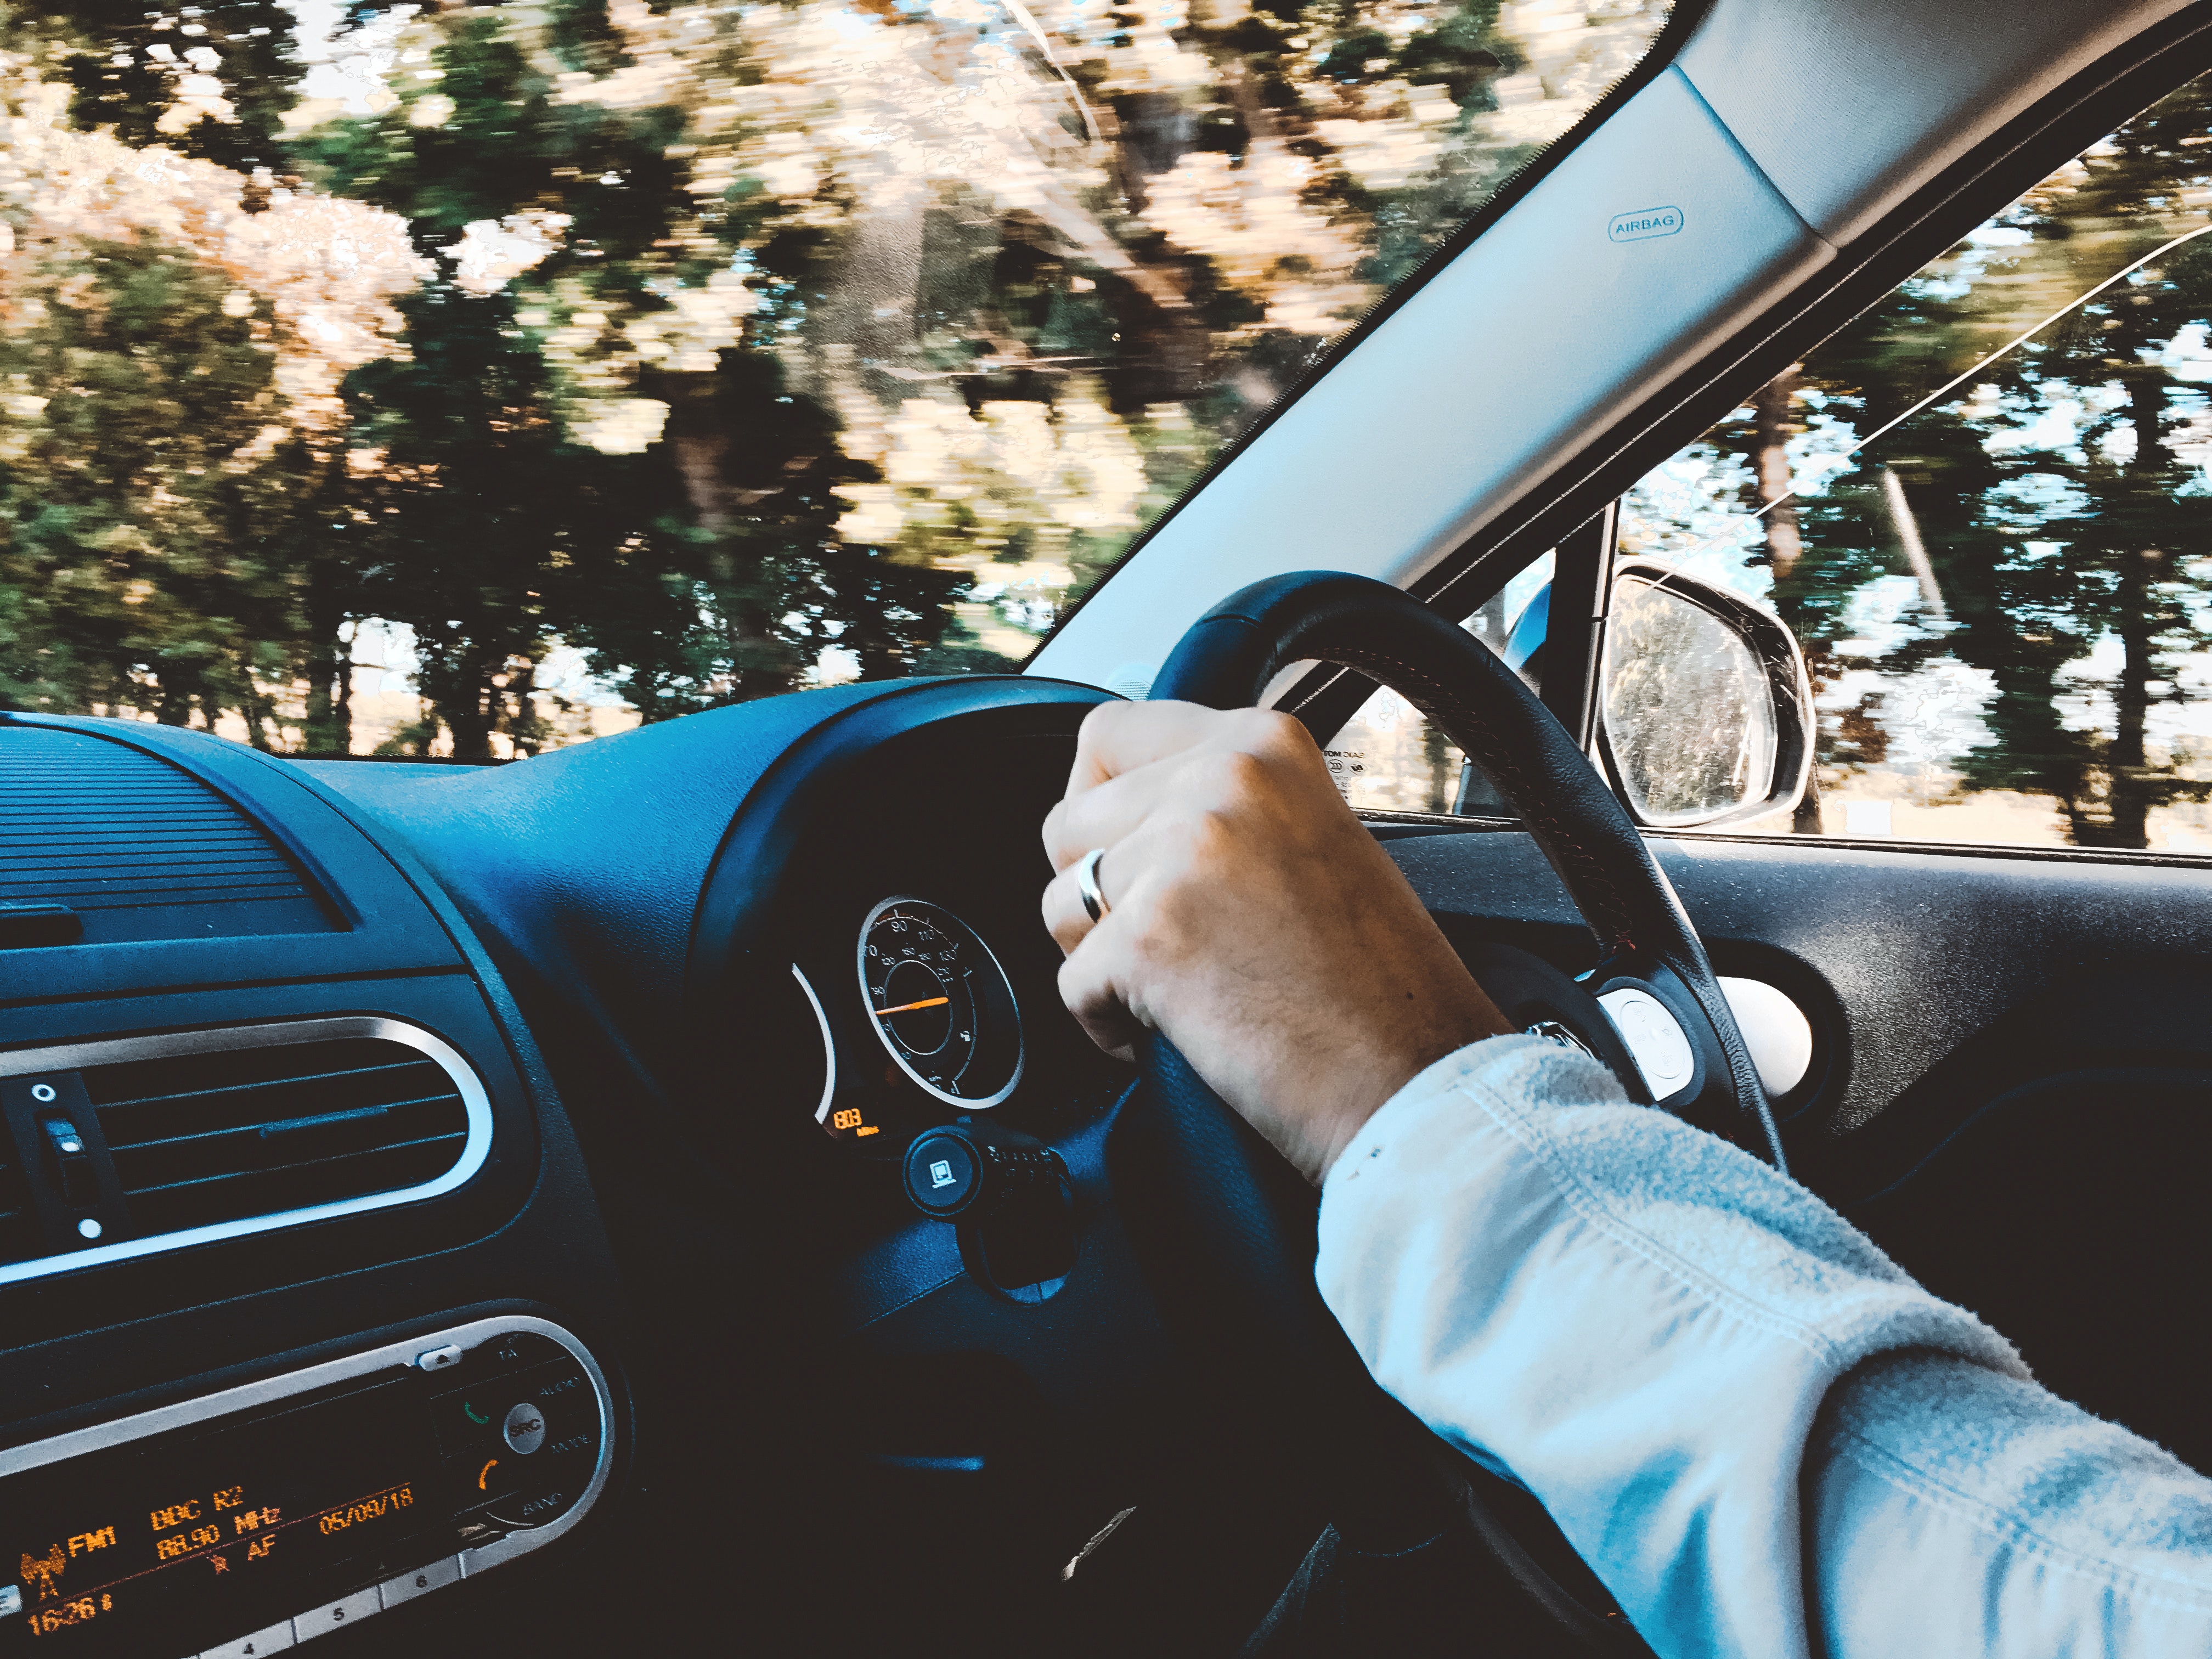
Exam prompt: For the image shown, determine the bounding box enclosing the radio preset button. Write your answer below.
[201,1620,296,1657]
[379,1555,462,1608]
[292,1589,379,1643]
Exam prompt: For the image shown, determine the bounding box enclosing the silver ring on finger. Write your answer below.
[1076,847,1111,923]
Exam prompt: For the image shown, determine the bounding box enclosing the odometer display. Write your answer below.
[857,899,1023,1109]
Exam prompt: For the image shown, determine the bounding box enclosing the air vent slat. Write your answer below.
[125,1131,467,1198]
[78,1035,475,1240]
[123,1136,466,1238]
[94,1057,431,1116]
[109,1094,462,1189]
[5,881,306,911]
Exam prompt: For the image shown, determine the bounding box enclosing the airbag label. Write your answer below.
[1609,205,1684,242]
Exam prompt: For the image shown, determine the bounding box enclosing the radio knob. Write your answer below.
[502,1401,548,1455]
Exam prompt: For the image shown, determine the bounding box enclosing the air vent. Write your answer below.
[0,1020,490,1283]
[0,726,332,945]
[84,1036,473,1238]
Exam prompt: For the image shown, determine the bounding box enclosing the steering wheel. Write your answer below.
[1104,571,1784,1655]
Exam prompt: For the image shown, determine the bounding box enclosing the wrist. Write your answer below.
[1308,1005,1507,1182]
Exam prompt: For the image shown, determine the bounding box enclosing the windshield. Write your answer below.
[0,0,1669,755]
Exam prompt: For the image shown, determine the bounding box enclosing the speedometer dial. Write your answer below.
[858,898,1023,1109]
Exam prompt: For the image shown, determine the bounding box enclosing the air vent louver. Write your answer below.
[85,1037,473,1238]
[0,726,332,944]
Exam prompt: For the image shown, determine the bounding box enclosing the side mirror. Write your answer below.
[1596,561,1814,829]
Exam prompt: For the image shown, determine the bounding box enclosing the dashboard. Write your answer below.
[0,680,1283,1657]
[13,667,2204,1657]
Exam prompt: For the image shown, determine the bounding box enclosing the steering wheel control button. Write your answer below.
[292,1589,380,1643]
[201,1618,296,1657]
[503,1401,548,1455]
[414,1344,464,1373]
[1597,987,1696,1101]
[378,1556,461,1609]
[906,1134,979,1216]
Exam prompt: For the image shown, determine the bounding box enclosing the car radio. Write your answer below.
[0,1316,613,1658]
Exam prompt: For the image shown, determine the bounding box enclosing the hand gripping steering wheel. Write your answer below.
[1104,571,1784,1655]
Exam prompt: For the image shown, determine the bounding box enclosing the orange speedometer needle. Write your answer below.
[874,996,950,1017]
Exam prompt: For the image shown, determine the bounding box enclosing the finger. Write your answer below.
[1040,853,1106,955]
[1066,699,1232,795]
[1042,755,1186,874]
[1056,933,1142,1063]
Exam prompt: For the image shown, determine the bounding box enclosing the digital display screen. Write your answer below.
[0,1379,441,1657]
[0,1335,601,1659]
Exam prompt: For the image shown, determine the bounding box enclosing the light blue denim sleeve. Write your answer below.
[1313,1034,2212,1658]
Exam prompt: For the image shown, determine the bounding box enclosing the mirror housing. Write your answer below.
[1596,561,1814,830]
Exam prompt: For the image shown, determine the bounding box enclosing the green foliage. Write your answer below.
[0,231,326,739]
[0,0,1649,753]
[20,0,301,169]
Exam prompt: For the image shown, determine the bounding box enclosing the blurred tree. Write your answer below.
[0,229,334,744]
[15,0,303,170]
[0,0,1663,751]
[290,0,970,754]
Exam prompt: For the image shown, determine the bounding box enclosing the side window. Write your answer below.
[1620,72,2212,853]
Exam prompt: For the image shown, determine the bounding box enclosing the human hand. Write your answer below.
[1041,701,1511,1183]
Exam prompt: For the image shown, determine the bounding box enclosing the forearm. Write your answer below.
[1808,1347,2212,1655]
[1315,1035,2212,1657]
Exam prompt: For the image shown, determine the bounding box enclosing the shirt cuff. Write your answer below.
[1322,1031,1627,1201]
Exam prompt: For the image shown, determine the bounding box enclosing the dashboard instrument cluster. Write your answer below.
[696,714,1129,1174]
[793,896,1031,1149]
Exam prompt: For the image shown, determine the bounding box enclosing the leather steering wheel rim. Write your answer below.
[1146,569,1781,1159]
[1106,571,1783,1654]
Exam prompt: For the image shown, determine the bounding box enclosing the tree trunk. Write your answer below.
[155,676,194,726]
[2094,551,2157,850]
[444,689,495,760]
[1423,722,1457,816]
[421,641,498,760]
[333,623,354,755]
[504,657,545,756]
[1792,769,1823,835]
[1752,365,1803,579]
[301,566,349,755]
[2084,372,2177,850]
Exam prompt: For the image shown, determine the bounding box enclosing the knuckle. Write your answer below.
[1181,806,1239,865]
[1084,698,1130,735]
[1230,706,1306,754]
[1209,746,1272,803]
